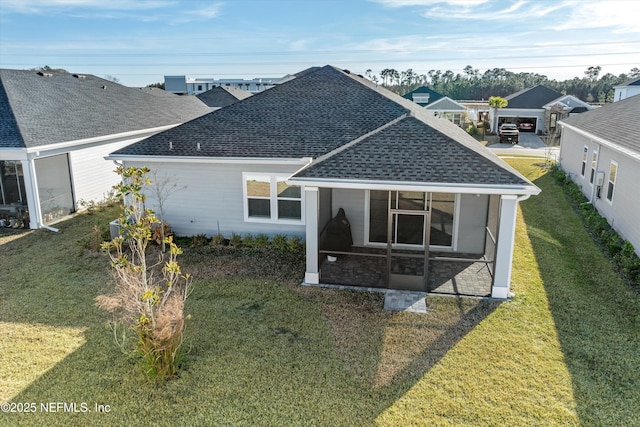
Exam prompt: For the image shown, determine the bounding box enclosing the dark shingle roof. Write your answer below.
[113,65,535,191]
[504,85,562,109]
[293,117,529,186]
[402,86,445,106]
[560,94,640,154]
[196,86,252,108]
[113,66,409,158]
[0,69,210,148]
[619,77,640,86]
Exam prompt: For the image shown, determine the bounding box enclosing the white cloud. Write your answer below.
[0,0,175,13]
[554,0,640,33]
[169,3,223,24]
[373,0,488,7]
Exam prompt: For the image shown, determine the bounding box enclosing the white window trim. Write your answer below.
[589,150,598,186]
[242,172,305,224]
[606,160,618,204]
[363,190,457,251]
[581,146,588,177]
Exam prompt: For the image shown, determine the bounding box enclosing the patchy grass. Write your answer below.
[0,159,638,425]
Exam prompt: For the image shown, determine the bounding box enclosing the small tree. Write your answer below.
[96,166,191,380]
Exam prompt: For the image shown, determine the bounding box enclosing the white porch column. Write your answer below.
[492,195,518,299]
[304,186,320,284]
[21,159,40,230]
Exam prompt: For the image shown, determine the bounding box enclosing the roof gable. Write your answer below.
[505,85,562,109]
[0,69,211,148]
[402,86,445,106]
[292,117,530,187]
[196,86,252,108]
[543,94,591,110]
[425,96,466,111]
[560,94,640,155]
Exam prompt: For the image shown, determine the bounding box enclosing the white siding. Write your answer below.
[560,127,640,256]
[123,161,305,238]
[69,139,138,205]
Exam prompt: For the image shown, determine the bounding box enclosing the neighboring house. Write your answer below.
[558,94,640,256]
[403,86,467,125]
[196,86,252,110]
[613,77,640,101]
[109,65,540,299]
[165,75,281,95]
[492,85,592,134]
[0,69,210,229]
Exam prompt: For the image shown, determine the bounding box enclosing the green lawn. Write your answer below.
[0,159,638,426]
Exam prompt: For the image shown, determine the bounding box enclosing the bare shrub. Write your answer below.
[97,166,192,380]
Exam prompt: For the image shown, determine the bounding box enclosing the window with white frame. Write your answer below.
[590,151,598,184]
[244,174,303,222]
[606,161,617,202]
[581,146,588,176]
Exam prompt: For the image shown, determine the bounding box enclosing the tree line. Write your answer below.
[365,65,640,103]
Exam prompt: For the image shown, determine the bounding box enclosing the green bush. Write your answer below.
[466,123,479,135]
[229,233,242,247]
[272,234,288,252]
[254,234,270,247]
[210,233,225,246]
[242,233,255,247]
[191,233,209,247]
[287,236,303,253]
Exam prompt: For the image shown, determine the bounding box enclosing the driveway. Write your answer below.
[487,132,559,160]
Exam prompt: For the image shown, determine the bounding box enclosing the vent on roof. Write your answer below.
[169,141,173,150]
[37,71,53,77]
[73,74,86,79]
[343,69,351,74]
[196,143,201,151]
[102,85,107,90]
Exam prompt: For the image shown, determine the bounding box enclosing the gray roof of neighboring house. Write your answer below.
[560,94,640,155]
[402,86,445,106]
[425,97,466,112]
[0,69,211,149]
[504,85,563,109]
[113,65,535,190]
[196,86,252,108]
[618,77,640,86]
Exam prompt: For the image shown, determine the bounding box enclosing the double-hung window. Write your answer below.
[581,146,588,177]
[244,174,303,223]
[590,151,598,184]
[607,161,617,203]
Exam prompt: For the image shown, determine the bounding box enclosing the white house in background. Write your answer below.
[613,77,640,101]
[110,66,540,299]
[402,86,467,126]
[165,75,282,95]
[558,94,640,256]
[0,69,210,229]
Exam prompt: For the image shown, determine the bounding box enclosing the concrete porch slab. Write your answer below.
[383,290,428,313]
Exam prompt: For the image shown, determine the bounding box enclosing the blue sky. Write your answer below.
[0,0,638,87]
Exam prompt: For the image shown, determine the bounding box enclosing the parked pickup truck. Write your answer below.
[499,123,519,144]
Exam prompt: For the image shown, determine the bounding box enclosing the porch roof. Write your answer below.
[289,116,540,195]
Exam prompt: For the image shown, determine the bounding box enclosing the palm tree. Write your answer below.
[488,96,508,133]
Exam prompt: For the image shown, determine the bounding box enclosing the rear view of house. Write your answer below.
[109,66,540,298]
[0,69,210,229]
